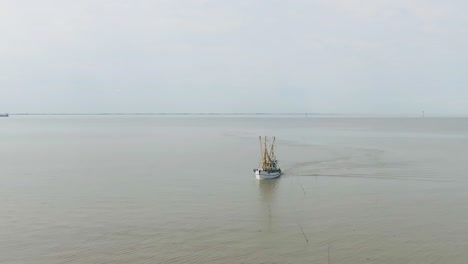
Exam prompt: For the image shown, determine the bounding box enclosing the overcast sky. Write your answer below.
[1,0,467,114]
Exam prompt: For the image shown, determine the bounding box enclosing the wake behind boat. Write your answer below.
[254,136,282,180]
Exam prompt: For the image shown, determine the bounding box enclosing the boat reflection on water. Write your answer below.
[257,178,280,231]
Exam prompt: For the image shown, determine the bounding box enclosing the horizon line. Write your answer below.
[10,112,339,115]
[5,112,468,117]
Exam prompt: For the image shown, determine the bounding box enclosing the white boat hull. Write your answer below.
[255,169,281,180]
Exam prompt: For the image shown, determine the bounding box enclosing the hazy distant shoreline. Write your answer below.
[11,113,336,116]
[7,113,468,118]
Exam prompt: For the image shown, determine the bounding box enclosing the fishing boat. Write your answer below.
[254,136,282,180]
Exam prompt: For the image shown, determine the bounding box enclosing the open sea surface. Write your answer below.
[1,116,468,263]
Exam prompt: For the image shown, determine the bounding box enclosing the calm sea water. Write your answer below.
[1,116,468,263]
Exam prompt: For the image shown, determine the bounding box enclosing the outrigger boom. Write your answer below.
[254,136,282,179]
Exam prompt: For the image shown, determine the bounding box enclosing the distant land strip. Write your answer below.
[6,113,468,117]
[10,113,340,116]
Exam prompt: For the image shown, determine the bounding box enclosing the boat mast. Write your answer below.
[263,136,270,170]
[259,136,264,167]
[269,137,276,161]
[256,136,280,173]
